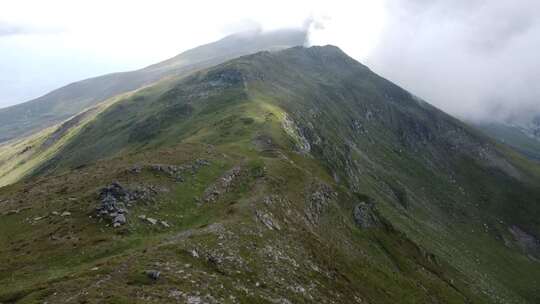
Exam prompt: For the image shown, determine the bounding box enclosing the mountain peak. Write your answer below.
[277,44,351,58]
[147,29,308,71]
[205,43,369,86]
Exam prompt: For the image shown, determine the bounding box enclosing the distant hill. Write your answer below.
[476,115,540,161]
[0,29,307,143]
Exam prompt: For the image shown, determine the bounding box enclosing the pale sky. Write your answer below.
[0,0,386,107]
[1,0,539,123]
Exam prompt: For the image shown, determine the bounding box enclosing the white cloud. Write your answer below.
[368,0,540,123]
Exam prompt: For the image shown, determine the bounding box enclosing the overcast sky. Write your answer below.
[1,0,538,123]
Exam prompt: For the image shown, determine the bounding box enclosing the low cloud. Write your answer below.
[366,0,540,123]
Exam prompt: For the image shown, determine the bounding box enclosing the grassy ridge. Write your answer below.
[0,122,486,303]
[1,45,539,303]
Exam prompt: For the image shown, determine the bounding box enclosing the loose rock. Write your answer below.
[145,270,161,281]
[146,217,158,225]
[255,210,281,230]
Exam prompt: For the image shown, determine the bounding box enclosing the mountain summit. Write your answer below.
[0,43,539,303]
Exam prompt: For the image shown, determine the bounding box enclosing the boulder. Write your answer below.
[145,270,160,281]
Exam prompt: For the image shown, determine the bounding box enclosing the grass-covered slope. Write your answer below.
[0,29,307,143]
[1,46,540,303]
[0,142,488,304]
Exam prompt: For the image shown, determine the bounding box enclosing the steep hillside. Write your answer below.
[0,29,307,143]
[1,46,539,303]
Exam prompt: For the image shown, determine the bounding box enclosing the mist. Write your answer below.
[365,0,540,124]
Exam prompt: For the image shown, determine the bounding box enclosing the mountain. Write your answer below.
[1,45,540,303]
[476,115,540,161]
[0,29,307,144]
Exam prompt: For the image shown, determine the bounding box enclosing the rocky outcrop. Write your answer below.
[148,164,186,182]
[203,166,242,203]
[352,202,379,229]
[95,182,164,227]
[282,114,311,154]
[304,183,337,225]
[128,159,210,182]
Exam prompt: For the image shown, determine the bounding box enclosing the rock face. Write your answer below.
[352,202,379,229]
[282,114,311,154]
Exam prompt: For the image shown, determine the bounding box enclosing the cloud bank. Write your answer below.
[367,0,540,123]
